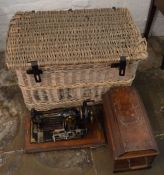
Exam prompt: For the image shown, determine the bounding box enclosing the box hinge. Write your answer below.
[111,56,127,76]
[26,61,43,83]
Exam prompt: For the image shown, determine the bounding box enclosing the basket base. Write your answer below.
[24,108,106,153]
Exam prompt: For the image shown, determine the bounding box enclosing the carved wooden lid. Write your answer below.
[103,86,158,159]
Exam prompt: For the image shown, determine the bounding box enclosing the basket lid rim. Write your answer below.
[6,8,147,69]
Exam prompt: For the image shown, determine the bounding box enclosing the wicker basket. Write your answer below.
[6,8,147,111]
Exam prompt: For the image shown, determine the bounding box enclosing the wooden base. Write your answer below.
[24,111,106,153]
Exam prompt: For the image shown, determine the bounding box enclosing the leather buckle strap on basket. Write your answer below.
[5,8,148,111]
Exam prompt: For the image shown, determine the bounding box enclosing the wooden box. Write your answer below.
[103,86,159,172]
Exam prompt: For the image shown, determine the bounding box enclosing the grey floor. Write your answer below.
[0,37,164,175]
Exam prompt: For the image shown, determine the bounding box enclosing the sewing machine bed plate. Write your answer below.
[24,112,106,153]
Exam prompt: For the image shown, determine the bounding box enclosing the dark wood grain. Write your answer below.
[103,86,159,172]
[155,0,164,15]
[144,0,157,38]
[144,0,164,38]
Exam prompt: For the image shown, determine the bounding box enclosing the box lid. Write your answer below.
[103,87,158,159]
[6,8,147,69]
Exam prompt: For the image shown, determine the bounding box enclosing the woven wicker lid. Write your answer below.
[6,8,147,69]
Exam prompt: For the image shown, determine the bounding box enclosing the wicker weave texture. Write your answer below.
[16,61,138,88]
[17,61,138,110]
[5,8,147,111]
[6,8,147,68]
[20,79,133,111]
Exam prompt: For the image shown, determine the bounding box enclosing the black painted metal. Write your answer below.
[26,61,43,83]
[111,56,127,76]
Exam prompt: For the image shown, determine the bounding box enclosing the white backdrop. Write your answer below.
[0,0,163,50]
